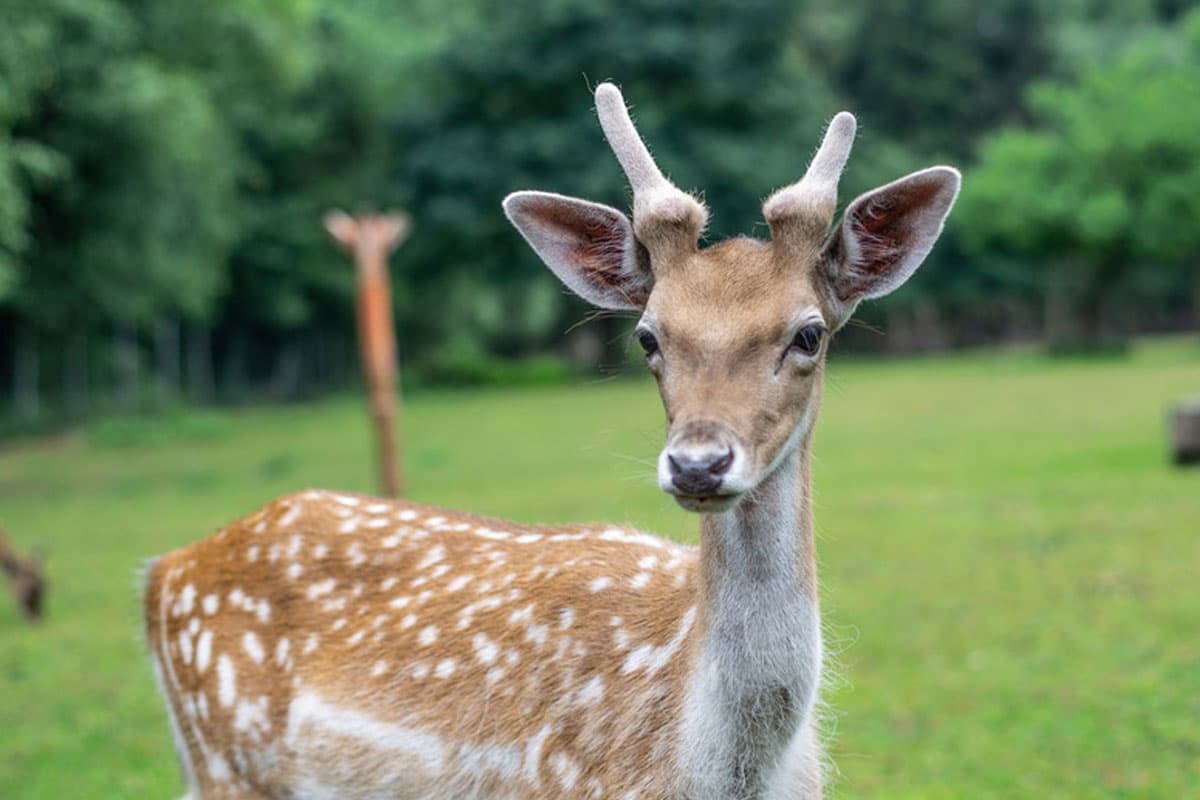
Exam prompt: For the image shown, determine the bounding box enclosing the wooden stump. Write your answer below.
[1170,397,1200,466]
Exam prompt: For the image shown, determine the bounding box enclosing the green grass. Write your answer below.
[1,338,1197,798]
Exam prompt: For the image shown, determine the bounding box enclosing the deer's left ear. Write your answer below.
[821,166,960,324]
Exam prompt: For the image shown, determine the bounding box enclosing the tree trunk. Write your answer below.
[270,339,302,400]
[186,323,215,403]
[14,322,39,422]
[1192,265,1200,333]
[113,324,140,411]
[154,316,181,407]
[222,328,249,400]
[63,328,89,419]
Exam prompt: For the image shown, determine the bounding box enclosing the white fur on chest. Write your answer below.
[677,452,824,799]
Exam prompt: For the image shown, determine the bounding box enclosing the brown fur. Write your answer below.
[146,491,701,798]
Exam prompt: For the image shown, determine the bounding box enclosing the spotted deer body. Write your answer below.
[146,83,959,799]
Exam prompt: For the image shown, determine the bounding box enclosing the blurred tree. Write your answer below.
[389,0,836,369]
[958,7,1200,350]
[1,0,239,414]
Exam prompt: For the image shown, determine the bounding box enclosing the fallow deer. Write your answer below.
[144,82,959,799]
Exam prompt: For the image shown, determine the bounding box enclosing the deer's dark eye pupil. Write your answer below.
[637,331,660,357]
[790,325,826,356]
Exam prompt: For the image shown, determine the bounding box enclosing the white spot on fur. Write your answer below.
[559,607,575,630]
[202,594,219,615]
[303,634,319,654]
[418,625,439,646]
[196,630,213,673]
[398,509,419,521]
[286,691,445,772]
[179,584,196,615]
[474,528,511,541]
[622,605,697,674]
[514,533,543,543]
[179,631,193,665]
[600,528,666,549]
[275,637,290,666]
[447,574,473,592]
[434,659,457,679]
[550,751,581,790]
[334,495,361,507]
[243,632,265,664]
[279,504,301,527]
[631,572,652,589]
[372,660,388,676]
[287,562,303,579]
[578,675,605,705]
[524,724,552,786]
[589,576,612,592]
[313,543,329,558]
[473,633,499,665]
[217,655,237,707]
[401,613,418,629]
[307,579,335,599]
[235,695,270,735]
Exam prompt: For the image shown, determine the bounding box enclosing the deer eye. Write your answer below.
[636,330,660,358]
[788,324,826,358]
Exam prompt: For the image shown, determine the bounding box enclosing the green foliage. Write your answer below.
[959,8,1200,348]
[1,0,1198,417]
[389,0,834,357]
[1,340,1198,796]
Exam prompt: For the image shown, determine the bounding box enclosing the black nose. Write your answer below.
[668,447,734,495]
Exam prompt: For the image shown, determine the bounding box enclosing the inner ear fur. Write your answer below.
[821,166,960,315]
[504,191,652,311]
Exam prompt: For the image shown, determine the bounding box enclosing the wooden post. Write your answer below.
[0,525,46,622]
[324,210,411,497]
[1170,397,1200,466]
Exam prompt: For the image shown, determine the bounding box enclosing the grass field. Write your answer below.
[1,338,1197,798]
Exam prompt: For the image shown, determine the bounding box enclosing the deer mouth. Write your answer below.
[671,491,743,514]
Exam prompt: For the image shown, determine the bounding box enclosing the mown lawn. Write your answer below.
[1,338,1197,798]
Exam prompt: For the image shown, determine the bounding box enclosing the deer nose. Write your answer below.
[667,447,734,495]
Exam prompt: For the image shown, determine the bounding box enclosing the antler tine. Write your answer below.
[594,83,666,194]
[763,111,857,239]
[594,82,707,247]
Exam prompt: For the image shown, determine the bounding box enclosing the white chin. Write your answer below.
[671,493,742,514]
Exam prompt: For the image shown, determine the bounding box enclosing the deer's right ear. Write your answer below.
[504,191,652,310]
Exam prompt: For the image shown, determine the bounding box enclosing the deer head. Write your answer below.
[505,83,959,513]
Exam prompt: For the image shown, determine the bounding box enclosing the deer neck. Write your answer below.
[680,425,822,798]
